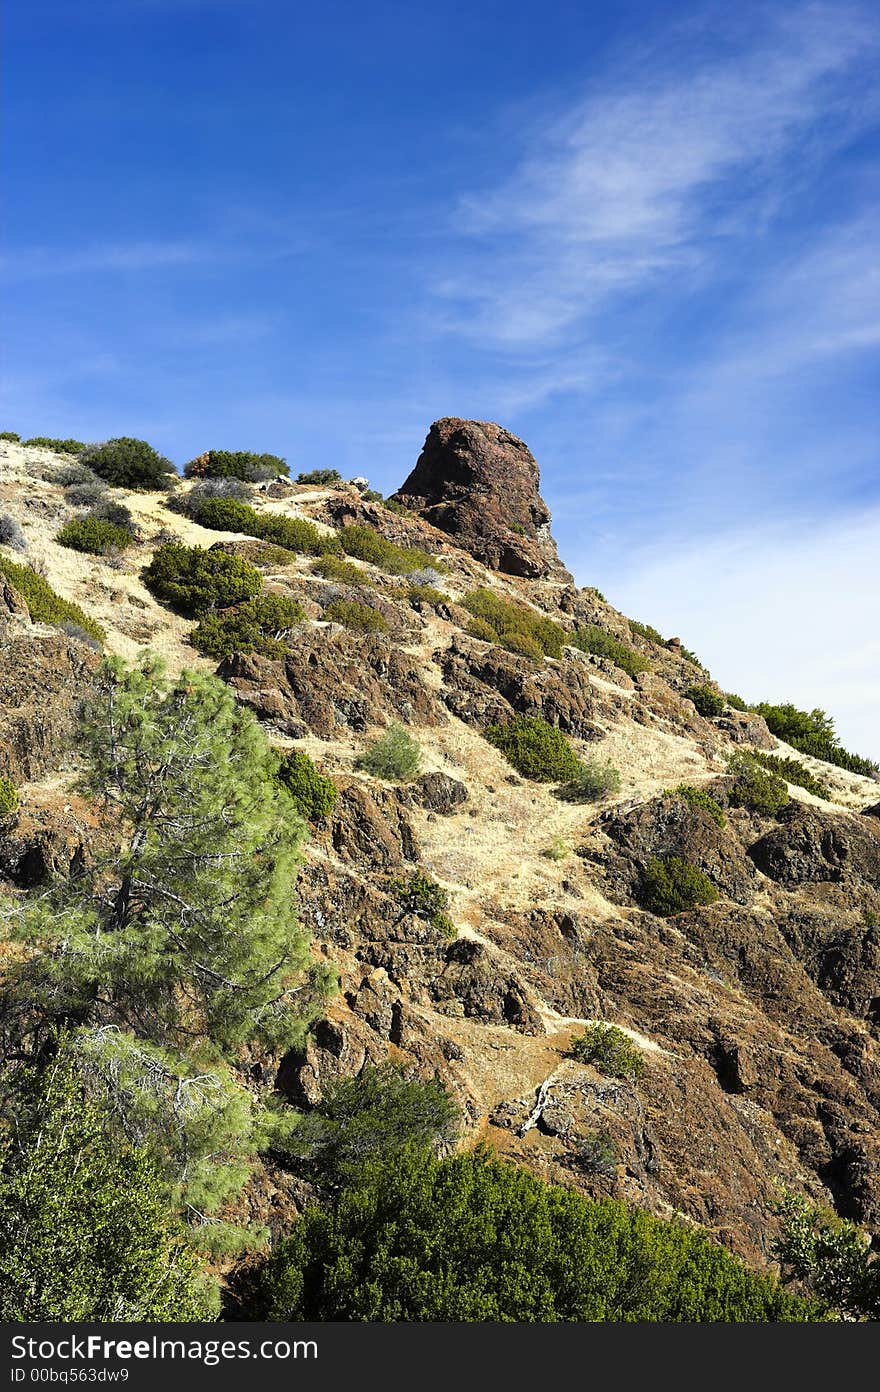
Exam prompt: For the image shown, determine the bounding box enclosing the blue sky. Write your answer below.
[3,0,879,757]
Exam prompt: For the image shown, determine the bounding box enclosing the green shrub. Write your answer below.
[169,477,253,520]
[406,584,447,608]
[0,776,18,817]
[143,542,262,617]
[665,784,726,827]
[389,870,455,938]
[312,554,371,586]
[194,496,341,556]
[184,450,288,481]
[0,430,20,442]
[725,691,749,711]
[558,757,621,802]
[248,1146,820,1322]
[462,588,566,659]
[680,646,704,667]
[542,836,571,861]
[190,593,305,659]
[0,555,105,643]
[572,625,650,677]
[575,1130,620,1178]
[485,715,581,782]
[629,618,664,645]
[356,723,421,782]
[324,599,388,633]
[753,702,878,777]
[770,1187,879,1321]
[726,751,790,815]
[56,516,134,556]
[296,468,342,485]
[21,436,86,454]
[191,496,256,533]
[339,524,443,576]
[570,1022,644,1079]
[685,683,725,717]
[747,751,830,800]
[641,855,719,916]
[275,748,338,822]
[80,438,175,490]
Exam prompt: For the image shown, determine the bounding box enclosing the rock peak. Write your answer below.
[393,417,572,582]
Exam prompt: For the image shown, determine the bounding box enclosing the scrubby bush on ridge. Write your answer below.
[0,555,105,643]
[56,517,134,557]
[685,683,725,717]
[462,588,566,659]
[190,593,305,659]
[754,701,878,777]
[558,756,621,802]
[143,542,262,617]
[641,855,719,916]
[485,715,582,782]
[747,750,830,800]
[183,450,288,481]
[80,438,175,491]
[572,625,651,678]
[665,784,726,826]
[726,751,790,815]
[389,870,455,938]
[22,436,86,454]
[296,468,342,485]
[339,524,443,577]
[274,749,338,823]
[0,775,18,817]
[312,554,371,586]
[355,724,421,781]
[192,496,341,557]
[323,598,388,633]
[570,1022,644,1079]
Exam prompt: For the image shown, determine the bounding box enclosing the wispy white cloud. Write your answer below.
[1,240,210,278]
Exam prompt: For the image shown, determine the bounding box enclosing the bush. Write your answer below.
[275,749,338,822]
[559,757,621,802]
[63,478,109,509]
[21,436,86,454]
[168,477,254,521]
[641,855,719,916]
[665,784,726,827]
[355,723,421,782]
[339,524,443,576]
[56,517,134,556]
[80,438,175,490]
[542,836,571,861]
[726,751,790,815]
[143,542,262,617]
[685,683,725,717]
[389,870,455,938]
[0,515,26,551]
[575,1130,620,1178]
[572,625,650,677]
[407,584,447,608]
[407,566,445,588]
[570,1023,644,1079]
[747,751,830,800]
[0,555,105,643]
[312,554,371,586]
[296,468,342,485]
[629,618,664,644]
[754,701,878,777]
[247,1147,821,1322]
[725,691,749,711]
[190,593,305,659]
[680,646,704,667]
[323,598,387,632]
[770,1187,879,1321]
[278,1064,459,1190]
[0,430,20,442]
[485,715,582,782]
[0,776,18,817]
[194,497,341,556]
[183,450,288,481]
[462,588,566,659]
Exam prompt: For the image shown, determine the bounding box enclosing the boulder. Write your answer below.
[748,803,880,889]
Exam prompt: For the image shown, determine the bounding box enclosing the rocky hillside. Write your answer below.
[1,424,879,1270]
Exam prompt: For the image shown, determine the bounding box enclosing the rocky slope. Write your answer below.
[1,427,879,1268]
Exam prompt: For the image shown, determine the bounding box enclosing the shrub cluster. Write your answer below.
[629,618,664,645]
[355,724,421,782]
[572,625,650,678]
[486,715,582,782]
[183,450,288,481]
[685,683,725,717]
[190,593,305,659]
[296,468,342,485]
[725,691,749,711]
[389,870,455,939]
[0,430,20,442]
[23,437,86,454]
[311,554,371,586]
[274,748,338,823]
[56,517,134,557]
[0,775,18,817]
[726,751,790,815]
[558,756,621,803]
[193,496,341,557]
[339,525,442,577]
[747,750,830,801]
[641,855,719,916]
[323,598,387,633]
[143,543,262,617]
[0,515,26,552]
[168,478,253,521]
[462,588,566,660]
[80,438,175,490]
[0,556,105,643]
[665,784,726,827]
[570,1023,644,1079]
[753,702,878,777]
[406,584,447,609]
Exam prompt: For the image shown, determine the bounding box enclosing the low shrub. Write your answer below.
[575,1130,620,1178]
[462,588,566,659]
[190,593,305,659]
[725,691,749,711]
[355,724,420,782]
[542,837,571,861]
[56,517,134,556]
[143,543,262,617]
[680,646,704,667]
[80,438,175,490]
[169,478,254,520]
[406,567,445,588]
[0,775,18,817]
[324,599,387,633]
[572,625,650,678]
[685,683,725,717]
[0,515,26,551]
[295,468,342,485]
[726,752,790,815]
[485,715,581,782]
[389,870,455,938]
[748,751,830,801]
[406,584,447,608]
[275,748,338,822]
[0,431,20,442]
[63,479,109,509]
[194,497,341,557]
[753,701,879,777]
[558,757,621,803]
[0,556,105,643]
[183,450,288,481]
[640,855,719,917]
[570,1023,644,1080]
[629,618,664,645]
[665,784,726,827]
[312,554,371,586]
[21,436,86,454]
[339,525,443,577]
[381,498,410,516]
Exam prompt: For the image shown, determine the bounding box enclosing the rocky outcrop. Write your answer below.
[748,803,880,889]
[439,637,608,737]
[394,418,572,581]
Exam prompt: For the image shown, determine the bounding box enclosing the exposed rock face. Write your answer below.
[394,418,573,581]
[748,803,880,889]
[439,637,607,737]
